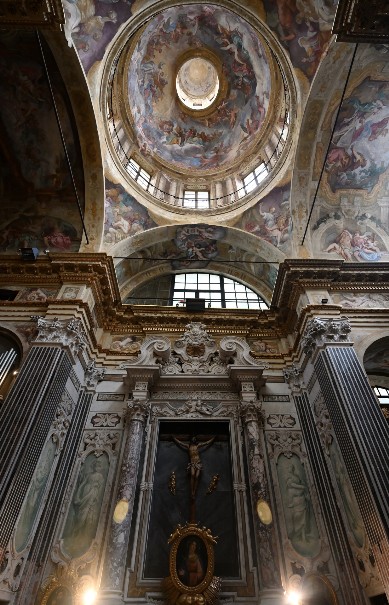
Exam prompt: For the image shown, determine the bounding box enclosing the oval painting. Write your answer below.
[176,535,208,588]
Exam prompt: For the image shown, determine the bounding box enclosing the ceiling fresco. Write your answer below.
[301,44,389,264]
[104,179,157,246]
[0,31,85,254]
[236,184,292,256]
[325,77,389,193]
[114,224,280,301]
[126,4,272,173]
[261,0,338,81]
[63,0,133,73]
[4,0,386,305]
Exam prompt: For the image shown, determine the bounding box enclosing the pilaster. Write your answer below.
[301,316,389,597]
[0,317,88,561]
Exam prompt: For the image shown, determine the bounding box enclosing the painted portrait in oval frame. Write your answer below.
[169,524,215,594]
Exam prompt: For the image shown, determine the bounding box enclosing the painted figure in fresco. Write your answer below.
[332,451,365,543]
[129,5,268,171]
[15,447,54,550]
[325,78,389,192]
[352,231,381,261]
[324,229,383,262]
[259,205,291,247]
[178,539,205,587]
[324,229,353,261]
[63,0,117,48]
[67,458,105,542]
[286,463,312,542]
[172,435,215,498]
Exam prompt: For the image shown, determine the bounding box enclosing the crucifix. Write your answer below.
[172,435,215,522]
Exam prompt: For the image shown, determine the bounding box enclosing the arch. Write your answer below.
[124,271,270,309]
[112,224,283,303]
[0,327,22,401]
[363,336,389,379]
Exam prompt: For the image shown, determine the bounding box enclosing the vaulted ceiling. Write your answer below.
[1,0,389,304]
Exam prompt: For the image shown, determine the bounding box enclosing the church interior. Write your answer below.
[0,1,388,604]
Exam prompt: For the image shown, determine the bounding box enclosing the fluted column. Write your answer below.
[0,316,86,563]
[100,399,150,603]
[240,394,284,605]
[284,364,368,605]
[302,315,389,597]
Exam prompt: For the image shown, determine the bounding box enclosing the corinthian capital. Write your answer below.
[31,316,87,360]
[283,364,304,392]
[301,316,351,358]
[240,400,264,426]
[126,399,150,423]
[85,360,106,388]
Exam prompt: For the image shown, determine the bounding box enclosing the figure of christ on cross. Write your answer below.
[172,435,215,520]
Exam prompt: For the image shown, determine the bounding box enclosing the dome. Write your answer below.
[105,3,295,213]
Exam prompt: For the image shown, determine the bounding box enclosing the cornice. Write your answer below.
[1,255,389,343]
[272,260,389,332]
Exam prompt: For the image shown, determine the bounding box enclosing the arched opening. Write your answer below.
[123,272,269,310]
[0,331,21,403]
[363,336,389,422]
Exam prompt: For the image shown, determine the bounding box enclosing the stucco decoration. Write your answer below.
[261,0,338,81]
[0,32,85,254]
[126,4,271,173]
[332,291,389,308]
[63,0,133,73]
[32,317,88,361]
[109,335,142,353]
[85,360,106,388]
[301,316,351,357]
[162,322,228,375]
[15,288,58,303]
[118,335,171,368]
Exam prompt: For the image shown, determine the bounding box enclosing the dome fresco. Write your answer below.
[126,4,272,173]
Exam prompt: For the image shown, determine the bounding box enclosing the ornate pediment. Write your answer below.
[162,323,227,375]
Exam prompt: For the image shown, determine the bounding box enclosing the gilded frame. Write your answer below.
[168,523,216,594]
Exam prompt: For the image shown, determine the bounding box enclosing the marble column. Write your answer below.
[100,398,149,603]
[302,316,389,598]
[240,392,284,605]
[0,316,86,563]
